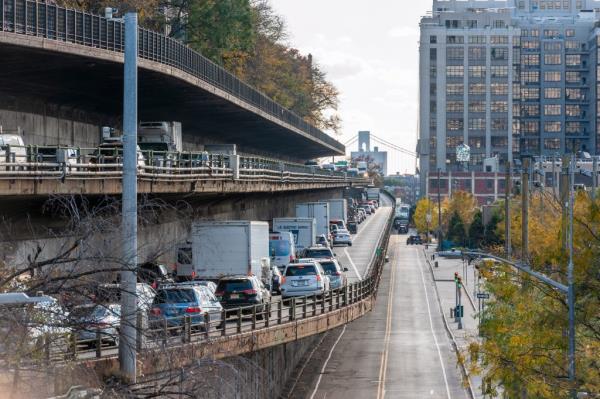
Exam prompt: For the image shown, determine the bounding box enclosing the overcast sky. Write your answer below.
[271,1,430,174]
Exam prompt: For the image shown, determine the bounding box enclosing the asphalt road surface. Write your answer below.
[291,235,469,399]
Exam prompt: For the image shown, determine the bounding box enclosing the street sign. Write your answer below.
[477,292,490,299]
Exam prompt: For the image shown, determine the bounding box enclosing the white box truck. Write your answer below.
[320,199,348,225]
[366,187,381,201]
[138,121,183,152]
[272,218,316,253]
[176,221,270,280]
[295,202,330,241]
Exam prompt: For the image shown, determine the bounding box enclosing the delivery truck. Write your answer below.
[272,218,317,253]
[295,202,330,241]
[366,187,381,201]
[320,199,348,225]
[176,221,270,281]
[138,121,183,152]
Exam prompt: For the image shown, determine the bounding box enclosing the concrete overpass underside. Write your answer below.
[0,32,344,161]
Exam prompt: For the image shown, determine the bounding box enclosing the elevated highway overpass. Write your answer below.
[0,0,344,161]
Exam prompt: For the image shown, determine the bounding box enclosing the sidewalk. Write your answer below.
[424,247,485,399]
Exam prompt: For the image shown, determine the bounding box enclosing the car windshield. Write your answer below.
[217,280,253,292]
[286,265,318,276]
[154,289,196,304]
[304,249,332,258]
[319,262,338,275]
[269,240,291,256]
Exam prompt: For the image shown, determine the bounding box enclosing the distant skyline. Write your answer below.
[272,1,430,174]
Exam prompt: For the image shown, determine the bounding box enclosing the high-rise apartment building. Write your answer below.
[418,0,600,196]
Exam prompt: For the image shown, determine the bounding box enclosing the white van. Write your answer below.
[269,231,297,270]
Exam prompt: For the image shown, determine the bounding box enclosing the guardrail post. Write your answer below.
[343,286,348,306]
[321,293,325,314]
[95,330,102,358]
[302,297,307,319]
[204,312,210,340]
[230,155,240,180]
[69,332,77,360]
[278,300,282,324]
[136,311,146,351]
[265,302,270,328]
[221,309,227,336]
[329,291,333,312]
[44,334,50,364]
[312,294,317,316]
[237,308,242,333]
[183,315,191,343]
[252,306,257,330]
[289,298,296,321]
[336,289,341,309]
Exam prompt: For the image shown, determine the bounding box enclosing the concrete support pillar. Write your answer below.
[231,155,240,180]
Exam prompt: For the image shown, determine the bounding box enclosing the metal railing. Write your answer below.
[6,191,395,363]
[0,0,344,153]
[0,145,365,185]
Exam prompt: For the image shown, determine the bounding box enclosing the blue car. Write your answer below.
[150,285,223,331]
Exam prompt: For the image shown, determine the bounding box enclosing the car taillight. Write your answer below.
[290,255,294,262]
[316,275,322,282]
[185,306,202,313]
[151,307,161,316]
[281,277,286,284]
[334,271,341,276]
[242,289,257,295]
[191,271,196,278]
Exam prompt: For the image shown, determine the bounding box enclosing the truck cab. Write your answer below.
[269,232,297,270]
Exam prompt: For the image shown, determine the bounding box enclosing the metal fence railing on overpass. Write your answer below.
[0,0,345,153]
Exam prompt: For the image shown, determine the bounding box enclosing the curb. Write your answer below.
[423,249,478,399]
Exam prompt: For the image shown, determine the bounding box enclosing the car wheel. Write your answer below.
[348,242,353,246]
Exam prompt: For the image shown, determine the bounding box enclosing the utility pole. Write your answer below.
[567,157,576,399]
[120,12,138,384]
[505,161,511,259]
[521,157,529,262]
[437,168,442,251]
[560,156,570,251]
[592,156,597,202]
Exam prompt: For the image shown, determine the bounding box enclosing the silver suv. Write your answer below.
[280,262,330,298]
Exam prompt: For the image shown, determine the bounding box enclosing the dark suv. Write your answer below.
[215,276,271,317]
[407,235,422,245]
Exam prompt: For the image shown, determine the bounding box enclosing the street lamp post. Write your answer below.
[437,168,442,251]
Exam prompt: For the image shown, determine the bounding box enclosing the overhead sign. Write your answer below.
[477,292,490,299]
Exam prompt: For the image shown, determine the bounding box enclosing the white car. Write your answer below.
[280,262,330,298]
[333,229,353,246]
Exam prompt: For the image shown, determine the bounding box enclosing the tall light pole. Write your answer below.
[120,12,138,384]
[567,157,576,398]
[437,168,442,251]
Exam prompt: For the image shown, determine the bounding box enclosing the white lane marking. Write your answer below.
[309,324,347,399]
[377,237,398,399]
[416,250,453,399]
[343,247,362,281]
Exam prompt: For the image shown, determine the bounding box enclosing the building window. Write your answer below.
[430,83,437,96]
[430,115,437,130]
[469,35,486,44]
[469,47,486,61]
[491,66,509,78]
[522,71,540,83]
[513,83,521,99]
[566,29,575,37]
[566,88,583,100]
[446,101,464,113]
[566,105,582,117]
[491,101,508,113]
[513,103,521,117]
[430,66,437,79]
[469,66,486,78]
[446,47,464,61]
[544,54,562,65]
[468,137,483,149]
[522,88,540,100]
[466,20,478,29]
[522,40,540,50]
[544,104,562,116]
[446,84,464,95]
[491,47,509,61]
[543,42,562,51]
[544,29,560,39]
[430,101,437,114]
[531,29,540,37]
[491,36,509,44]
[446,136,463,148]
[492,137,508,148]
[492,118,508,131]
[544,121,562,133]
[544,71,561,82]
[469,83,486,95]
[522,54,540,65]
[519,0,526,9]
[544,139,561,150]
[566,54,581,66]
[522,121,540,134]
[469,101,486,113]
[447,35,464,44]
[566,71,581,83]
[494,20,506,29]
[430,36,437,44]
[565,40,580,50]
[430,48,437,61]
[566,122,584,135]
[446,66,464,78]
[544,87,561,99]
[522,104,540,117]
[491,83,509,95]
[447,119,464,131]
[469,118,486,131]
[445,20,461,29]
